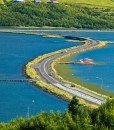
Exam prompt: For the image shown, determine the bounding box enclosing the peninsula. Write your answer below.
[26,36,107,107]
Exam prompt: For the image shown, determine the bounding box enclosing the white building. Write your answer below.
[48,0,58,3]
[34,0,41,3]
[13,0,25,2]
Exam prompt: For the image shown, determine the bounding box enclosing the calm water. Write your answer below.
[0,32,79,122]
[69,31,114,93]
[0,31,114,122]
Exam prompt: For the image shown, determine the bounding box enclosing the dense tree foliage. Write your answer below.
[0,2,114,29]
[0,97,114,130]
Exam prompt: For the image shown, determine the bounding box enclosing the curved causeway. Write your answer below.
[27,37,107,106]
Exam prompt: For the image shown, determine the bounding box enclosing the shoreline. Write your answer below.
[26,50,96,107]
[26,38,108,107]
[51,41,109,98]
[53,50,114,97]
[25,50,74,103]
[0,28,114,33]
[0,29,112,106]
[23,64,70,103]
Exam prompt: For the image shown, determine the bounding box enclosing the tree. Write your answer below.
[91,99,114,129]
[68,96,80,115]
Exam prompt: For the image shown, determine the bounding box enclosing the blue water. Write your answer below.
[0,31,114,122]
[69,31,114,93]
[0,32,80,122]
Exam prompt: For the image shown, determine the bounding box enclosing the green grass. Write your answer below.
[0,0,4,4]
[61,0,114,7]
[43,0,114,7]
[1,0,114,7]
[55,54,114,97]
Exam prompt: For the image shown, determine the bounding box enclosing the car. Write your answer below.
[49,73,52,76]
[71,84,75,87]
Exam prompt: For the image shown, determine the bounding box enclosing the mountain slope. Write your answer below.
[0,3,114,29]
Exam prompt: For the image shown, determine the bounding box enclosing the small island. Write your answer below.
[76,58,96,65]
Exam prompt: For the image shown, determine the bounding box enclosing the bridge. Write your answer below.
[107,41,114,44]
[0,79,36,83]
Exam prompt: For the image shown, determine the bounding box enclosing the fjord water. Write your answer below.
[70,31,114,93]
[0,32,78,122]
[0,31,114,122]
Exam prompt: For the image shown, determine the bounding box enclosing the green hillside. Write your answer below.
[44,0,114,7]
[1,0,114,7]
[0,3,114,29]
[0,0,4,4]
[60,0,114,7]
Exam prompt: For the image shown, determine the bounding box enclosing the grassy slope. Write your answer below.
[44,0,114,7]
[0,0,4,4]
[1,0,114,7]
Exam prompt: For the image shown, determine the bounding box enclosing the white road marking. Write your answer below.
[36,38,106,105]
[43,58,59,83]
[54,83,104,105]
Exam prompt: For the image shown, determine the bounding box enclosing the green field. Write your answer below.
[44,0,114,7]
[0,0,4,4]
[1,0,114,7]
[59,0,114,7]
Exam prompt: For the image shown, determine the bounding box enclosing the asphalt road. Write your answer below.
[34,38,106,105]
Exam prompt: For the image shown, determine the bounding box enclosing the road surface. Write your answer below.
[34,37,106,105]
